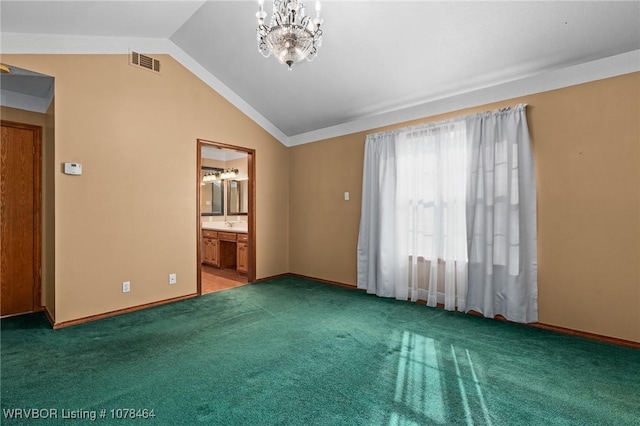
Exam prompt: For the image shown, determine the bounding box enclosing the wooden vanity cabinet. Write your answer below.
[218,232,237,270]
[201,229,247,275]
[202,230,219,267]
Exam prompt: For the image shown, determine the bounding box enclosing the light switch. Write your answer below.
[344,191,350,201]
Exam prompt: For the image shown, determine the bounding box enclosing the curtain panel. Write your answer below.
[466,106,538,322]
[356,131,399,298]
[357,104,538,323]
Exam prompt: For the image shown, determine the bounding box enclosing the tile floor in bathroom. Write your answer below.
[201,264,248,294]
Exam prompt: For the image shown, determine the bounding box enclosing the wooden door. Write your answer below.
[1,121,41,317]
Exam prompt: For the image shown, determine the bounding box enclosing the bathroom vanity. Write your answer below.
[202,227,248,275]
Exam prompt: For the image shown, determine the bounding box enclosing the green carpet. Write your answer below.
[2,276,639,425]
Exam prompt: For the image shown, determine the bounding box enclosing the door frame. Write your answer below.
[1,120,42,316]
[196,139,256,294]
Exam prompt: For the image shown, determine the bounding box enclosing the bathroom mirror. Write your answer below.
[227,180,248,215]
[201,167,224,216]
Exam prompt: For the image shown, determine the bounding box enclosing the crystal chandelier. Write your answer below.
[256,0,323,70]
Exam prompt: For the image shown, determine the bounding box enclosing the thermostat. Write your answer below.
[64,163,83,175]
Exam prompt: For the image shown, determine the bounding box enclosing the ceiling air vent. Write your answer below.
[130,51,161,74]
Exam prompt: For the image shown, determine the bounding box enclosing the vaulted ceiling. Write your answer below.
[1,1,639,146]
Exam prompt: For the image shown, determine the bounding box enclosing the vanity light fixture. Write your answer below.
[220,168,239,180]
[202,168,239,183]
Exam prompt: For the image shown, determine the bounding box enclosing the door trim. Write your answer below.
[196,139,256,294]
[1,120,42,316]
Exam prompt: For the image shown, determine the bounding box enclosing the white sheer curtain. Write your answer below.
[357,104,537,323]
[395,121,469,310]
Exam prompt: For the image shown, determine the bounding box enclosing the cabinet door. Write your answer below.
[203,239,211,264]
[237,242,248,274]
[203,237,220,267]
[210,238,219,267]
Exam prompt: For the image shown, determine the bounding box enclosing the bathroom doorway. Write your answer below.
[197,139,255,295]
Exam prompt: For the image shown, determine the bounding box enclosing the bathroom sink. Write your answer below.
[202,222,247,232]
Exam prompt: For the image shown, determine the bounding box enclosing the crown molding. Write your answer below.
[0,32,169,54]
[2,32,638,148]
[287,49,640,146]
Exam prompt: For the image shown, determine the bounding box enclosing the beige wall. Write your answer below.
[2,54,289,324]
[289,134,364,284]
[3,53,637,343]
[290,72,640,343]
[44,101,55,317]
[0,105,56,317]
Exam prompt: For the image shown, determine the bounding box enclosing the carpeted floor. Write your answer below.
[2,276,639,425]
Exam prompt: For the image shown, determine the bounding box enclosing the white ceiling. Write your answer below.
[0,64,53,97]
[0,63,55,113]
[202,145,247,161]
[1,1,639,146]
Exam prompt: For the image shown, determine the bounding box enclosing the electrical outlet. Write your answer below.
[169,273,177,285]
[122,281,130,293]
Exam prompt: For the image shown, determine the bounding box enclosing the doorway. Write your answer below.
[197,139,255,295]
[1,121,42,317]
